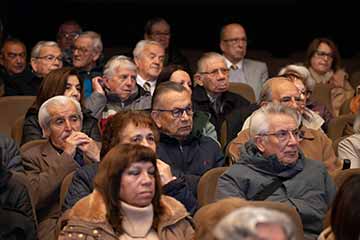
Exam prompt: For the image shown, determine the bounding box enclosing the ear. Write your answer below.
[92,51,101,62]
[194,73,204,86]
[134,56,140,67]
[220,40,226,53]
[43,127,51,138]
[254,136,266,153]
[150,111,162,128]
[30,58,38,73]
[103,76,111,89]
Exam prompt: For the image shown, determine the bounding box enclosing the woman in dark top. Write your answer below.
[21,67,101,145]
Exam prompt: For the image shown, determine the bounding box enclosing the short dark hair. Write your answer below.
[331,174,360,240]
[94,144,163,235]
[157,64,191,85]
[151,81,188,110]
[144,17,169,35]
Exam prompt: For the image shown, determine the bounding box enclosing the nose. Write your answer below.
[140,171,153,185]
[288,131,299,145]
[180,110,191,121]
[63,119,72,131]
[140,138,151,149]
[288,97,299,110]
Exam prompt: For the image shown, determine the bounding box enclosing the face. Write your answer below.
[147,21,170,49]
[220,24,247,63]
[120,161,155,207]
[170,70,192,94]
[64,75,81,102]
[152,91,193,140]
[1,42,26,75]
[292,79,306,112]
[256,114,299,166]
[310,42,334,75]
[73,36,99,71]
[271,80,302,113]
[198,56,229,94]
[31,46,63,77]
[256,223,287,240]
[57,24,81,50]
[135,44,164,81]
[119,122,156,152]
[44,102,82,150]
[105,66,137,100]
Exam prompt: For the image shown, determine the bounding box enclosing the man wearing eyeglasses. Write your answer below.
[0,38,37,96]
[151,81,225,204]
[193,52,253,143]
[220,23,268,100]
[216,103,336,239]
[22,96,100,240]
[227,77,339,172]
[57,20,82,66]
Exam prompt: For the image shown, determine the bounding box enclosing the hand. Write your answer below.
[331,69,348,88]
[77,136,100,162]
[92,76,105,95]
[63,131,91,157]
[156,159,176,186]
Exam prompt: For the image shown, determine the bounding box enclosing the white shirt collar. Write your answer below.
[224,56,244,70]
[136,75,157,95]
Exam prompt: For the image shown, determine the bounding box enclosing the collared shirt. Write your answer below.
[224,57,247,84]
[136,75,157,96]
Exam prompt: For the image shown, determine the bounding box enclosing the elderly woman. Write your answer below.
[62,110,198,217]
[21,67,101,145]
[305,38,354,116]
[59,144,194,240]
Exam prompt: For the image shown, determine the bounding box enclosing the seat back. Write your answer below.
[11,115,25,146]
[194,197,304,240]
[310,83,332,112]
[228,83,256,103]
[327,113,355,141]
[0,96,35,137]
[197,167,229,207]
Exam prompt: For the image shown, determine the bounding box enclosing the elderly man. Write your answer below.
[151,81,225,197]
[0,38,34,95]
[22,96,100,240]
[144,17,190,70]
[72,31,103,97]
[87,55,152,123]
[220,23,268,100]
[30,41,63,79]
[193,52,253,142]
[216,103,336,238]
[56,20,82,66]
[227,77,339,171]
[133,39,165,95]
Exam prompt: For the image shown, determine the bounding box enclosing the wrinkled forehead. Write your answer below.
[267,113,297,131]
[3,42,26,53]
[203,56,226,71]
[60,24,81,33]
[271,80,299,99]
[160,90,191,108]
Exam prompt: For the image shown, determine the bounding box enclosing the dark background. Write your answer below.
[1,0,357,58]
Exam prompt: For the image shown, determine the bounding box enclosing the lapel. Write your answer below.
[40,141,62,167]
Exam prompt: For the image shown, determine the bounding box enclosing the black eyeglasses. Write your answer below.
[153,105,193,118]
[314,50,334,59]
[199,68,230,77]
[223,37,247,45]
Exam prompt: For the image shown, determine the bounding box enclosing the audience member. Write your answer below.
[213,207,296,240]
[0,133,24,171]
[229,76,339,171]
[59,144,194,239]
[72,31,103,97]
[0,38,36,95]
[220,23,268,100]
[21,67,101,145]
[319,174,360,240]
[133,39,165,95]
[62,110,198,216]
[151,81,225,198]
[216,103,336,238]
[193,52,253,142]
[144,17,190,71]
[305,38,354,116]
[56,20,82,66]
[22,96,100,240]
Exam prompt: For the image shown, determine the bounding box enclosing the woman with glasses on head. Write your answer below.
[305,38,354,116]
[59,144,194,240]
[21,67,101,145]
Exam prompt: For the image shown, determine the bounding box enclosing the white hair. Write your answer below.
[249,103,300,138]
[31,41,60,58]
[132,39,163,59]
[213,206,296,240]
[103,55,137,79]
[278,64,316,92]
[196,52,226,73]
[77,31,103,53]
[38,95,83,131]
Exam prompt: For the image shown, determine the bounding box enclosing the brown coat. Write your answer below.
[227,126,340,172]
[58,190,195,240]
[22,141,92,240]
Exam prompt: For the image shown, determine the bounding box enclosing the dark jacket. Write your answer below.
[157,130,225,197]
[216,141,336,238]
[0,133,24,171]
[192,85,252,142]
[21,108,101,145]
[0,167,37,240]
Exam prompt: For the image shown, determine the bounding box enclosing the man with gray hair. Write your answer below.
[30,41,63,78]
[133,39,165,95]
[213,206,296,240]
[73,31,103,97]
[22,95,100,240]
[216,103,336,239]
